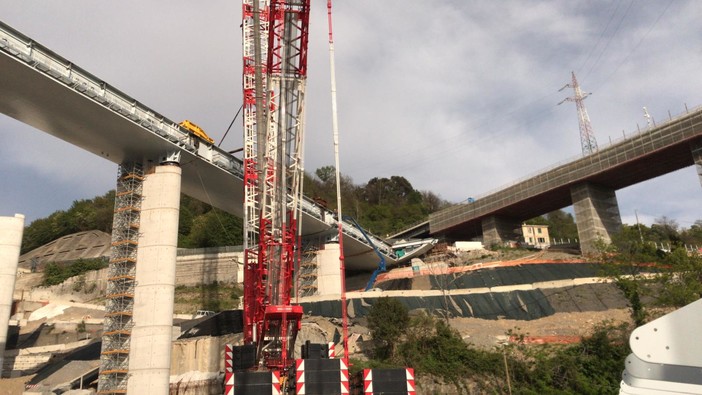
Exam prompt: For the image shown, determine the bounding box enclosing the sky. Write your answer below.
[0,1,700,229]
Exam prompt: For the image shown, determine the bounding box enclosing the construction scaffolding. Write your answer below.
[298,245,319,298]
[98,163,143,394]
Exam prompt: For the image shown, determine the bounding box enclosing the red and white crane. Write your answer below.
[241,0,309,372]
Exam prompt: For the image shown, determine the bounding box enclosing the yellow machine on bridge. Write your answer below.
[179,119,214,144]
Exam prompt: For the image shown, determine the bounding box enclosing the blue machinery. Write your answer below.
[343,216,386,291]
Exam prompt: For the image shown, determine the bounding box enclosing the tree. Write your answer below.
[367,297,409,360]
[420,190,449,212]
[180,209,243,248]
[546,210,578,241]
[650,216,681,244]
[315,165,336,183]
[681,220,702,246]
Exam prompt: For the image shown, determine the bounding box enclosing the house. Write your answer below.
[521,224,550,249]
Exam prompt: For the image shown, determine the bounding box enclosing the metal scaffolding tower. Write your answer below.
[559,71,599,156]
[298,245,319,297]
[98,163,143,394]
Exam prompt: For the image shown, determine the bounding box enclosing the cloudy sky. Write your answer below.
[0,1,700,229]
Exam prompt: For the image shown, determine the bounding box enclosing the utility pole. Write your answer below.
[635,210,644,243]
[559,72,598,156]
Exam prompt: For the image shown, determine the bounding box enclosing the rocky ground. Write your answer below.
[451,308,632,349]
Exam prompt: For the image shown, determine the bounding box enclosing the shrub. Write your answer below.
[43,258,108,286]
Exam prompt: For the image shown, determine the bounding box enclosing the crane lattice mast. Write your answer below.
[559,71,598,156]
[242,0,269,347]
[241,0,309,372]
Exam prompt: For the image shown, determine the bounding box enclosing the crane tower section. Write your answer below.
[241,0,310,372]
[559,71,599,156]
[242,0,270,345]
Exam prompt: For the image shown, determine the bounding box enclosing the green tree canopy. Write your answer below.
[367,297,409,360]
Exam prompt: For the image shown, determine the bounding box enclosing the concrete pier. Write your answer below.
[482,215,520,247]
[316,243,342,296]
[127,165,181,394]
[0,214,24,376]
[571,183,622,256]
[693,143,702,187]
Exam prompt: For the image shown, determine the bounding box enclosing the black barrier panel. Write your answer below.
[480,270,503,288]
[301,382,344,394]
[367,368,409,394]
[233,344,256,371]
[467,293,500,319]
[301,370,342,384]
[567,285,607,311]
[297,359,343,395]
[368,368,407,380]
[303,289,565,320]
[232,383,275,395]
[427,263,604,292]
[513,265,539,284]
[590,283,629,309]
[233,371,275,395]
[454,272,488,289]
[519,290,556,318]
[302,342,329,359]
[300,358,341,371]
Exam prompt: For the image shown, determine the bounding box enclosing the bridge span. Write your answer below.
[395,106,702,254]
[0,20,435,274]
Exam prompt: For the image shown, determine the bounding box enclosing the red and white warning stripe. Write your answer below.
[363,369,373,394]
[406,368,416,395]
[224,371,234,395]
[224,344,234,373]
[340,358,349,394]
[272,370,281,395]
[295,359,306,394]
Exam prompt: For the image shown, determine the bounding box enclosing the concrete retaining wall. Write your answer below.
[2,339,92,374]
[15,250,243,303]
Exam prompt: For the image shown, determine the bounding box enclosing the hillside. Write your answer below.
[21,168,450,253]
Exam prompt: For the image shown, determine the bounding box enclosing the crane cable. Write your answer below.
[218,104,243,148]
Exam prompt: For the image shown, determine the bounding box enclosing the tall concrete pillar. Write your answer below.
[571,182,622,256]
[0,214,24,376]
[316,243,342,296]
[127,164,181,394]
[481,215,520,247]
[692,143,702,187]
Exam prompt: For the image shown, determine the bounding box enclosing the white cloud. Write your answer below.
[0,0,700,228]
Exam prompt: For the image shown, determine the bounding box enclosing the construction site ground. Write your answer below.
[1,248,637,393]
